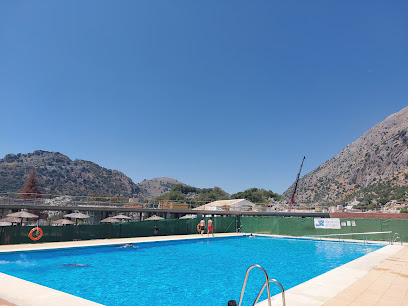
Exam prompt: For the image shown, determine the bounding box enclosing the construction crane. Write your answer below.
[288,156,306,212]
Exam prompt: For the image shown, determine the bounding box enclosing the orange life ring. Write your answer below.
[197,224,201,232]
[29,227,43,241]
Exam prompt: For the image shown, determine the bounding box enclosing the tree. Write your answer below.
[19,169,48,219]
[171,184,198,194]
[155,190,187,202]
[19,169,42,199]
[230,188,281,203]
[197,187,229,202]
[155,185,229,203]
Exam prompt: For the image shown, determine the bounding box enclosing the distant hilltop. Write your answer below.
[282,106,408,206]
[137,177,183,198]
[0,150,180,198]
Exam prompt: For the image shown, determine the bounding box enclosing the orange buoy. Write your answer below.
[29,227,43,241]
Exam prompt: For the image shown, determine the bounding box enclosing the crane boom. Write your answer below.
[289,156,306,212]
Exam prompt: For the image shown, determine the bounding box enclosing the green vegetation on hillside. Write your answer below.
[155,184,229,202]
[342,178,408,210]
[155,184,281,204]
[231,188,281,203]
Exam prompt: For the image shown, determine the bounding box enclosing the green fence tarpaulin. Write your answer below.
[241,216,408,242]
[0,216,238,245]
[1,216,407,245]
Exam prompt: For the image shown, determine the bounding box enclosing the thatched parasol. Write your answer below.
[7,210,39,219]
[0,221,12,243]
[100,217,120,223]
[111,214,132,238]
[111,214,131,220]
[0,217,21,224]
[7,210,39,243]
[52,218,74,239]
[100,217,121,239]
[64,212,90,240]
[64,212,90,225]
[52,219,75,225]
[144,215,164,221]
[64,212,90,219]
[145,215,164,235]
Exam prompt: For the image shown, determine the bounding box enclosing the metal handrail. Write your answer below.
[237,226,246,235]
[392,232,402,245]
[253,279,285,306]
[238,265,271,306]
[238,264,285,306]
[305,231,393,244]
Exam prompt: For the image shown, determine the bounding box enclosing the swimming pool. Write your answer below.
[0,236,383,305]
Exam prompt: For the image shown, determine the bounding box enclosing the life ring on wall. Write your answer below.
[29,227,43,241]
[197,224,201,232]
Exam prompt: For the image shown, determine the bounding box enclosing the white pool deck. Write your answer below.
[0,233,405,306]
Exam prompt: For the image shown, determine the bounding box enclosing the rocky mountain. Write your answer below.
[136,177,183,198]
[0,151,181,198]
[0,150,140,196]
[282,106,408,205]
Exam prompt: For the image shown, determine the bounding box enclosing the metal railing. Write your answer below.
[304,231,394,244]
[392,232,403,245]
[238,264,285,306]
[0,192,333,212]
[0,193,130,208]
[237,225,246,235]
[253,279,286,305]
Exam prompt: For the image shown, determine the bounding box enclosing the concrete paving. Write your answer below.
[324,245,408,306]
[258,244,404,305]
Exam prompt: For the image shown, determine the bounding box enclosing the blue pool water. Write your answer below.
[0,236,383,305]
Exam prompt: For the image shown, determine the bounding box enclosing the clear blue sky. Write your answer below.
[0,1,407,194]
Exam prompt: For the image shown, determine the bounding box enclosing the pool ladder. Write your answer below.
[237,264,285,306]
[392,232,403,245]
[237,226,246,235]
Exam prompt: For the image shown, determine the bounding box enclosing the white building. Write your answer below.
[345,199,360,211]
[193,199,255,211]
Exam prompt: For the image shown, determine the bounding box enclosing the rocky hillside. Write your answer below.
[136,177,183,198]
[0,150,140,196]
[0,150,185,198]
[282,106,408,205]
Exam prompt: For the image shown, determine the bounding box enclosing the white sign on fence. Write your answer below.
[314,218,341,229]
